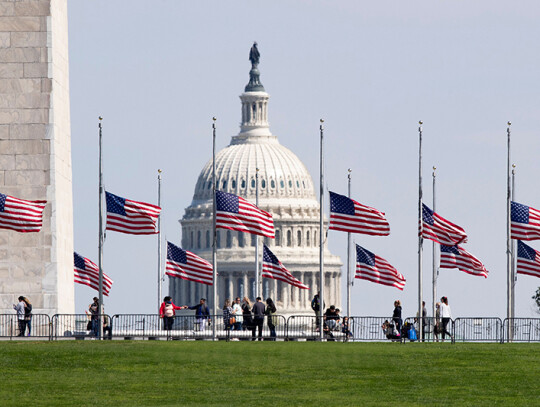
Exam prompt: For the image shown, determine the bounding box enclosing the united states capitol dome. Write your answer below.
[174,43,341,316]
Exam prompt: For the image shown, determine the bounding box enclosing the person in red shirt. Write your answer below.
[159,296,187,330]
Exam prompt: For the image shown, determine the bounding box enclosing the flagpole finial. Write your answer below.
[98,116,103,121]
[320,118,324,123]
[419,120,423,125]
[507,121,511,126]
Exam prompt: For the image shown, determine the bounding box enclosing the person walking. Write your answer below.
[23,297,32,336]
[222,299,233,341]
[265,298,277,341]
[440,296,453,342]
[252,297,265,341]
[392,300,402,333]
[13,296,26,337]
[159,296,186,331]
[188,298,210,332]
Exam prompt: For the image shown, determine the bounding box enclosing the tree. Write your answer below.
[533,287,540,314]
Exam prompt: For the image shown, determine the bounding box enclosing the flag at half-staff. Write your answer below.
[166,241,213,285]
[262,244,309,289]
[511,201,540,241]
[105,191,161,235]
[420,203,467,246]
[440,245,488,278]
[329,191,390,236]
[355,244,405,290]
[516,240,540,279]
[215,190,274,238]
[0,192,46,233]
[74,252,113,295]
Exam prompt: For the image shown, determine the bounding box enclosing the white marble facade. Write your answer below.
[173,58,342,315]
[0,0,74,315]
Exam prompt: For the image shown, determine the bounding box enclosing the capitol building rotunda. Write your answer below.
[171,45,342,315]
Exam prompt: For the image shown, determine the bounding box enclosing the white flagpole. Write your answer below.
[98,116,104,340]
[432,166,437,324]
[157,169,162,311]
[418,120,423,342]
[511,163,516,323]
[319,119,325,341]
[506,121,512,342]
[255,168,260,299]
[347,169,352,319]
[212,117,217,340]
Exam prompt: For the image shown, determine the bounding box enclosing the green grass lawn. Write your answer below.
[0,341,538,406]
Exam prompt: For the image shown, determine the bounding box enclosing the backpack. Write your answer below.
[409,327,417,341]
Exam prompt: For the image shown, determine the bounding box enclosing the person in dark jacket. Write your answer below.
[392,300,402,332]
[265,298,277,340]
[242,297,254,337]
[189,298,210,332]
[251,297,265,341]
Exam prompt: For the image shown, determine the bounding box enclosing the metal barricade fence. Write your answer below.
[453,317,502,343]
[503,318,540,343]
[0,314,51,339]
[403,317,440,342]
[350,317,390,342]
[217,314,287,341]
[52,314,112,339]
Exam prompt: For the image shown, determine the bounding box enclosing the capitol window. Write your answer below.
[226,230,232,248]
[206,230,210,248]
[190,231,194,248]
[238,231,244,247]
[280,180,284,188]
[232,179,236,189]
[296,180,300,188]
[217,231,221,248]
[241,179,246,188]
[297,230,302,246]
[261,179,266,188]
[287,230,292,247]
[288,180,292,188]
[271,179,275,188]
[197,231,201,249]
[275,230,281,246]
[306,230,310,246]
[251,234,256,247]
[222,180,227,189]
[251,178,255,188]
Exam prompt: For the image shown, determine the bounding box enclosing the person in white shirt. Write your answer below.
[231,297,243,332]
[440,296,453,342]
[13,296,26,337]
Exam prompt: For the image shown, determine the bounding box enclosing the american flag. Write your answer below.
[216,190,274,238]
[0,193,46,233]
[355,244,405,290]
[329,191,390,236]
[511,201,540,241]
[74,252,113,296]
[262,244,309,289]
[421,204,467,246]
[106,191,161,235]
[440,245,488,278]
[516,240,540,279]
[166,241,213,285]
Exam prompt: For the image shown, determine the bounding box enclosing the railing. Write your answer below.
[2,314,538,343]
[0,314,51,339]
[503,318,540,343]
[453,317,502,343]
[51,314,112,340]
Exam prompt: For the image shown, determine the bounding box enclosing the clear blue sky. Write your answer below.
[68,1,540,317]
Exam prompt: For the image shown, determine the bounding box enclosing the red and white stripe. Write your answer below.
[217,197,274,238]
[512,205,540,241]
[356,256,405,290]
[166,251,214,286]
[440,246,488,278]
[262,261,309,290]
[74,258,113,296]
[0,194,46,233]
[106,197,161,235]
